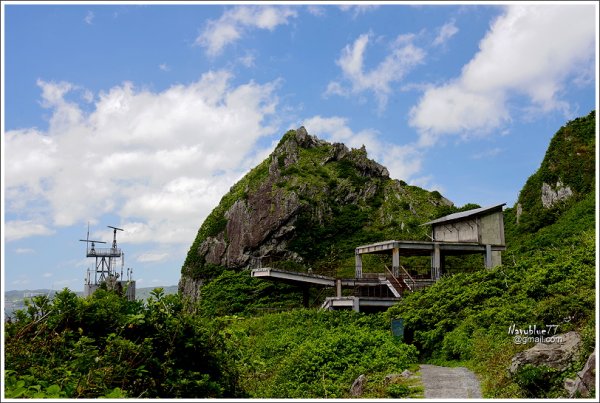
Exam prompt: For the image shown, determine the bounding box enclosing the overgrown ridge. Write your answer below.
[420,364,482,399]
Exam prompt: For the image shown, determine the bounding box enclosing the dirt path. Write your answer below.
[419,364,482,399]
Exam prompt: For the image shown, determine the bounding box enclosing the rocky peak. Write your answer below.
[179,127,453,303]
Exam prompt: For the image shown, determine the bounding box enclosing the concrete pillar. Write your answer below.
[355,252,363,278]
[392,248,400,277]
[352,297,360,312]
[485,244,493,269]
[336,279,342,297]
[432,243,441,280]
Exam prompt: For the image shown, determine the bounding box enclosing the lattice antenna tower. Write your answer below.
[79,224,124,286]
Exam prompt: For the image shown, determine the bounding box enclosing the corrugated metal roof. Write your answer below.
[422,203,506,226]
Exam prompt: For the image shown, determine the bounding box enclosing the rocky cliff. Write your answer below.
[179,127,454,302]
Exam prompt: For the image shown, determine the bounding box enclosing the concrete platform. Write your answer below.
[321,296,400,312]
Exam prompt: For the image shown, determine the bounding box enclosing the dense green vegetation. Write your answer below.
[4,288,241,398]
[4,290,419,398]
[387,226,595,397]
[223,310,420,398]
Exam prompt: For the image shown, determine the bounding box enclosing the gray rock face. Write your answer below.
[350,374,367,397]
[221,182,302,268]
[564,348,596,398]
[509,332,581,375]
[541,180,573,208]
[177,275,203,303]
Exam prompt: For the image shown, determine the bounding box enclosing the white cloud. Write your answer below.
[196,6,297,56]
[158,63,170,72]
[410,4,596,146]
[238,52,256,68]
[4,71,280,246]
[303,115,423,182]
[5,220,55,242]
[339,5,380,19]
[15,248,35,254]
[84,11,94,25]
[433,19,458,46]
[326,33,426,111]
[471,147,503,160]
[306,5,326,17]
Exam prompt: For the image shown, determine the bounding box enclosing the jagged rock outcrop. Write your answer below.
[179,127,454,303]
[564,348,596,397]
[350,374,367,397]
[541,180,573,208]
[509,332,582,375]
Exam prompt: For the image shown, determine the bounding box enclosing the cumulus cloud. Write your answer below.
[196,5,297,56]
[326,33,426,111]
[303,115,423,182]
[5,220,55,242]
[410,4,596,146]
[433,19,458,46]
[4,71,280,245]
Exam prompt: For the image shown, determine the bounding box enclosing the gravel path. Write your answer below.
[420,364,482,399]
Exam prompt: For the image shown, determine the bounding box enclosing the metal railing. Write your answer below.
[87,247,122,257]
[398,264,417,291]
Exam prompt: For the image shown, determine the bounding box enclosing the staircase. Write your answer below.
[385,265,417,296]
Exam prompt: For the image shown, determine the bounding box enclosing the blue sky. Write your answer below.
[2,2,598,292]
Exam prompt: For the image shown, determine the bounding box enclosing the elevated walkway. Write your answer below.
[251,267,336,287]
[250,267,407,312]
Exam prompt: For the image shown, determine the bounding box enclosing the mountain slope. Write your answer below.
[179,127,454,303]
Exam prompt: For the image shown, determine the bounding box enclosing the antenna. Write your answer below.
[79,224,135,301]
[79,238,107,254]
[108,225,124,249]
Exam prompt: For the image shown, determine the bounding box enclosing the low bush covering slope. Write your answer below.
[222,309,419,398]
